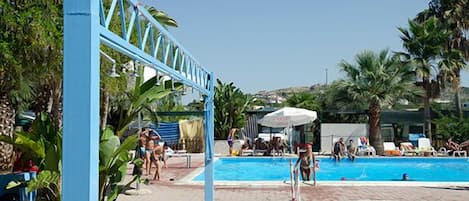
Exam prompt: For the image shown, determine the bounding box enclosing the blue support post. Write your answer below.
[63,0,100,201]
[204,72,215,201]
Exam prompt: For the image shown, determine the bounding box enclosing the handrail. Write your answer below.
[290,157,301,201]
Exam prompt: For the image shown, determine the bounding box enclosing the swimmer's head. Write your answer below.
[402,173,409,181]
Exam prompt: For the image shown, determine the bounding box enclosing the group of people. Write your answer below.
[227,128,288,156]
[333,137,356,162]
[138,127,166,180]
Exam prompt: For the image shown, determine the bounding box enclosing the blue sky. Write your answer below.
[143,0,469,94]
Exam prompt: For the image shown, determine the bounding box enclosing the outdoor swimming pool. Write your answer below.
[193,157,469,182]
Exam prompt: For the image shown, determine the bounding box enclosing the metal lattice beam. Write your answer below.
[64,0,215,201]
[98,0,211,95]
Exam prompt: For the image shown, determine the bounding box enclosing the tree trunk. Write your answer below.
[0,94,15,173]
[368,100,383,155]
[51,81,63,131]
[34,81,63,131]
[34,85,53,114]
[100,89,109,131]
[455,88,462,119]
[453,74,462,119]
[423,80,432,143]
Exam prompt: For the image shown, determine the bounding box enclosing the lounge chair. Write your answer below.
[417,138,437,157]
[356,137,376,156]
[400,142,419,156]
[436,147,451,157]
[383,142,402,156]
[238,139,254,156]
[446,138,468,157]
[452,150,468,157]
[165,147,192,168]
[253,138,270,156]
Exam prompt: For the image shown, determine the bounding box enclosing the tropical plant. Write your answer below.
[187,99,205,111]
[99,127,142,201]
[155,92,188,122]
[416,0,469,118]
[433,113,469,143]
[317,81,367,112]
[337,49,419,155]
[6,170,61,201]
[285,92,321,111]
[0,113,62,201]
[398,17,449,141]
[214,79,253,139]
[107,75,182,137]
[0,0,40,173]
[26,0,63,131]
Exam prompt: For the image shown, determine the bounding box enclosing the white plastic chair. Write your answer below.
[383,142,402,156]
[418,138,437,156]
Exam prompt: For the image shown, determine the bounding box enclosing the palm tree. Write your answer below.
[398,17,448,142]
[0,0,48,172]
[30,0,63,131]
[337,50,418,155]
[285,92,321,111]
[416,0,469,118]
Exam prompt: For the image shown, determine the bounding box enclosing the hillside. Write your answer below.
[253,84,469,107]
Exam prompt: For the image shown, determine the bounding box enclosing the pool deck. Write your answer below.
[117,154,469,201]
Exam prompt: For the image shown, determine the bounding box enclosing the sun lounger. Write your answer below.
[356,137,376,156]
[384,142,402,156]
[253,138,271,156]
[445,139,468,157]
[400,142,419,156]
[165,148,191,168]
[452,150,467,157]
[417,138,437,157]
[238,139,254,156]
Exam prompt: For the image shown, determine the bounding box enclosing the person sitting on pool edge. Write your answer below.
[346,139,356,161]
[333,138,345,161]
[294,144,317,186]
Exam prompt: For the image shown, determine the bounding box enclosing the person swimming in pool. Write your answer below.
[402,173,409,181]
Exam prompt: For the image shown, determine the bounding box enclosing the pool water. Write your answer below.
[194,157,469,182]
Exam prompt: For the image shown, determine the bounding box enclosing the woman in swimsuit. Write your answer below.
[295,144,317,186]
[227,128,237,155]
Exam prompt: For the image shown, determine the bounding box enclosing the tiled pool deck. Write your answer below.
[117,154,469,201]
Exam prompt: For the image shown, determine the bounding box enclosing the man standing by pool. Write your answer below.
[142,127,161,175]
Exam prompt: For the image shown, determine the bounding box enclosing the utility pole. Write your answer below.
[325,68,328,86]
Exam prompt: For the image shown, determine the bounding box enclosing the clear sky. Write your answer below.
[143,0,469,94]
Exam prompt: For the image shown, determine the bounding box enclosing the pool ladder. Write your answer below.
[290,159,301,201]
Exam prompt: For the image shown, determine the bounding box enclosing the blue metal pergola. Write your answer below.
[63,0,215,200]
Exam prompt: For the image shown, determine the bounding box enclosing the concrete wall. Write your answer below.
[320,123,368,154]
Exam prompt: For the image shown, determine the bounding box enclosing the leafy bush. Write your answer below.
[433,114,469,142]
